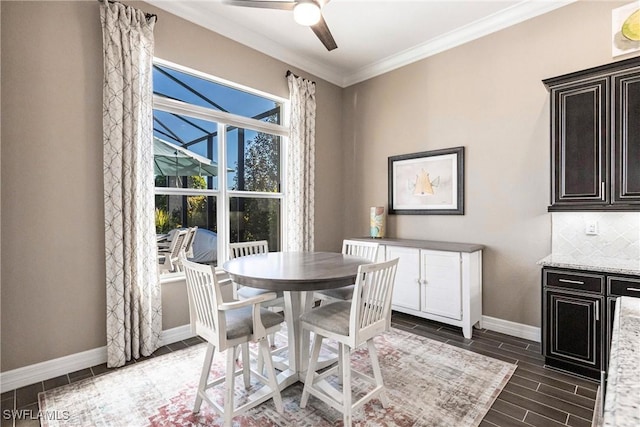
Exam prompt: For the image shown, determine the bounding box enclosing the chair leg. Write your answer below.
[337,342,344,385]
[341,343,353,427]
[257,343,265,376]
[300,332,324,409]
[234,344,241,366]
[241,343,251,389]
[224,348,236,427]
[259,338,283,413]
[269,332,276,348]
[367,339,388,408]
[194,343,215,413]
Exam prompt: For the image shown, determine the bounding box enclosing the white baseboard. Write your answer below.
[159,324,195,346]
[1,318,537,393]
[0,346,107,394]
[0,325,195,393]
[482,315,541,343]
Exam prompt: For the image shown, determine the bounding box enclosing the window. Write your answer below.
[153,60,288,267]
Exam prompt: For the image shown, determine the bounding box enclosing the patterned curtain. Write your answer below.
[286,73,316,252]
[100,1,160,368]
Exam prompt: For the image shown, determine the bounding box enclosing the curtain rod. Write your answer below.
[286,70,316,85]
[97,0,157,21]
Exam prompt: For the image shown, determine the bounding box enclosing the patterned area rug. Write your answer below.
[39,328,515,426]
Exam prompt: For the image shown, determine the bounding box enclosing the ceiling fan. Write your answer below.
[222,0,338,51]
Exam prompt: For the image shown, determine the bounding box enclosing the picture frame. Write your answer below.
[612,2,640,58]
[388,146,464,215]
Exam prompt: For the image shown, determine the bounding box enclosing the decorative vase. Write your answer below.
[370,206,386,238]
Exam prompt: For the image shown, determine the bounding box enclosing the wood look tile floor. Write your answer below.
[1,314,598,427]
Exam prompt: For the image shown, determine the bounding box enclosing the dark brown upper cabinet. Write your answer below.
[613,67,640,205]
[543,56,640,211]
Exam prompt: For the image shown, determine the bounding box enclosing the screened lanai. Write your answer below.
[153,62,286,264]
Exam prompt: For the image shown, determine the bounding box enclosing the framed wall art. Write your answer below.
[388,146,464,215]
[612,2,640,57]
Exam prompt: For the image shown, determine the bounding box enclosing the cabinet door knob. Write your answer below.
[422,279,428,285]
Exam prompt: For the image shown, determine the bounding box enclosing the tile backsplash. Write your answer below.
[552,212,640,260]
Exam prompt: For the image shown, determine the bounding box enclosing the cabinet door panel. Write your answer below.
[386,246,420,311]
[613,68,640,204]
[545,290,602,369]
[552,78,608,204]
[421,250,462,320]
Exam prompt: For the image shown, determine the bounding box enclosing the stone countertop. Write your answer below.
[351,237,484,253]
[537,254,640,276]
[603,296,640,427]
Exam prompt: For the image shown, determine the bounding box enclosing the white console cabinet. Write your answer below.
[355,238,483,339]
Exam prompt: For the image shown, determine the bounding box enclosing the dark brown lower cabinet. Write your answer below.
[543,267,640,380]
[542,268,604,380]
[544,289,603,379]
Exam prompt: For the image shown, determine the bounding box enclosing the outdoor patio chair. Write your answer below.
[157,228,188,273]
[183,226,198,259]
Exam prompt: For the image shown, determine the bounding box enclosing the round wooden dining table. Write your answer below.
[222,251,369,388]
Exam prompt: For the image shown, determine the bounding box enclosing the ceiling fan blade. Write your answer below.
[311,15,337,51]
[222,0,295,11]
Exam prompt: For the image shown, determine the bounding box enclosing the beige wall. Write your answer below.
[2,1,106,372]
[2,0,638,373]
[0,1,343,371]
[341,0,639,327]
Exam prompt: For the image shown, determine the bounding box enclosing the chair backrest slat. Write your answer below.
[229,240,269,259]
[342,239,380,262]
[350,258,398,343]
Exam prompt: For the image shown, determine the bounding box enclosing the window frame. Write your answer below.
[153,58,290,266]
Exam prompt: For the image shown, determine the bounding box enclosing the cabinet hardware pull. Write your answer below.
[626,288,640,292]
[595,300,599,321]
[601,182,605,200]
[558,278,585,285]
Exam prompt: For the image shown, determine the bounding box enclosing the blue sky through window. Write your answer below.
[153,63,282,189]
[153,64,279,130]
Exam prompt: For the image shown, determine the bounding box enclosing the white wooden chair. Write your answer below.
[229,240,286,370]
[181,257,284,427]
[300,257,399,427]
[157,228,188,273]
[315,239,380,302]
[229,241,274,298]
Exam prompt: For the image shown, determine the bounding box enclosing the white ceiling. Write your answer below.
[148,0,576,87]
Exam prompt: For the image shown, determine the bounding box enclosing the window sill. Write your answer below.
[159,272,185,284]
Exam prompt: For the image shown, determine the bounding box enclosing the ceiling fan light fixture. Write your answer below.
[293,1,321,26]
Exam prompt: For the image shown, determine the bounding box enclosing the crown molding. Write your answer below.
[341,0,578,87]
[149,0,577,88]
